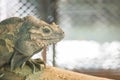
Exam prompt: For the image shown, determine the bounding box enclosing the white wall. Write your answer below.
[33,40,120,70]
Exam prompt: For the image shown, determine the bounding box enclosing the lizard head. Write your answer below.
[21,16,64,48]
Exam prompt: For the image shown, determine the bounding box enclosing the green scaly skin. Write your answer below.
[0,16,64,74]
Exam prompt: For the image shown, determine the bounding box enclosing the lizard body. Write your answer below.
[0,16,64,70]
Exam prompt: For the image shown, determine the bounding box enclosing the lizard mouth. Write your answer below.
[31,37,63,47]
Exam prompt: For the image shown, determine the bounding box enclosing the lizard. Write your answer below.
[0,15,64,72]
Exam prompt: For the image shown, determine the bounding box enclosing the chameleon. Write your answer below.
[0,15,64,71]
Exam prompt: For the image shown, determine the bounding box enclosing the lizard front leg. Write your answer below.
[10,51,45,73]
[10,50,29,70]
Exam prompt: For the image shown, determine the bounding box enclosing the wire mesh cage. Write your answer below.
[58,0,120,26]
[0,0,120,26]
[0,0,49,20]
[57,0,120,41]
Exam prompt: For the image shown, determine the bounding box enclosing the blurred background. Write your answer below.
[0,0,120,79]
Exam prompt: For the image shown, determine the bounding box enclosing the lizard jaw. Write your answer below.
[32,38,61,48]
[36,38,61,47]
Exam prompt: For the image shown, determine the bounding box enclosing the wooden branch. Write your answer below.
[0,65,113,80]
[39,66,114,80]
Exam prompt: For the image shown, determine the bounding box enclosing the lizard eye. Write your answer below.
[43,28,50,33]
[42,26,51,34]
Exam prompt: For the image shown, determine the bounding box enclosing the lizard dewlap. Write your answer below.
[0,16,64,71]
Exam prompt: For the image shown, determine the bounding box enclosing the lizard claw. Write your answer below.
[0,73,4,78]
[26,58,45,73]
